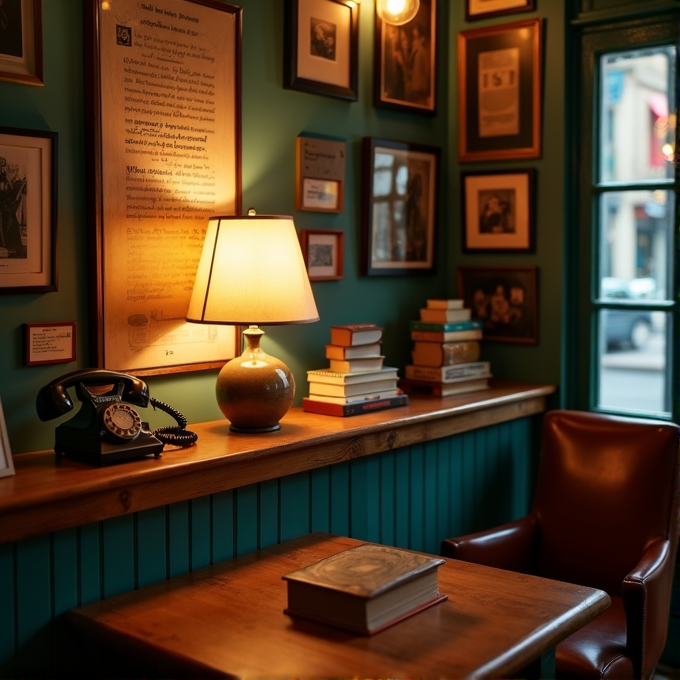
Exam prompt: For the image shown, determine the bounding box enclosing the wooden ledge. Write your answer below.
[0,381,556,544]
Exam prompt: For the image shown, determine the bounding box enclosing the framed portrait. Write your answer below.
[83,0,241,376]
[284,0,359,101]
[458,18,542,162]
[0,0,43,86]
[462,169,535,252]
[0,396,15,479]
[299,229,344,281]
[458,265,538,344]
[0,126,57,293]
[23,321,76,366]
[466,0,536,22]
[374,0,436,114]
[361,137,439,276]
[296,134,345,213]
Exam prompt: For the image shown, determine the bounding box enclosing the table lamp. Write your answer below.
[187,212,319,433]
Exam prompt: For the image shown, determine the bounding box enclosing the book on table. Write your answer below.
[419,308,471,324]
[411,340,481,367]
[410,328,483,343]
[409,319,483,333]
[282,543,446,635]
[399,377,491,397]
[307,388,403,405]
[329,356,385,374]
[425,299,464,310]
[308,377,399,398]
[307,367,399,385]
[302,394,409,417]
[405,361,491,383]
[330,324,383,347]
[325,343,382,360]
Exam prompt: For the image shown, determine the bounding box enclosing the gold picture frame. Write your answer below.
[0,0,43,86]
[466,0,536,22]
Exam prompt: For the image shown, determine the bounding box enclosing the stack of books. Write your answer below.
[303,324,409,416]
[400,299,492,397]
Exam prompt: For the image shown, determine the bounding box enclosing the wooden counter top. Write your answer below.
[0,381,555,545]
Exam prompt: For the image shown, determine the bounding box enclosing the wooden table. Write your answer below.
[67,533,610,679]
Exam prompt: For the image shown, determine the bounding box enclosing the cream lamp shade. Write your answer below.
[376,0,420,26]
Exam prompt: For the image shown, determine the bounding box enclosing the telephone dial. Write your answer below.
[36,369,197,466]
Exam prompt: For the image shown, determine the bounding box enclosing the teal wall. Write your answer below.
[0,0,565,454]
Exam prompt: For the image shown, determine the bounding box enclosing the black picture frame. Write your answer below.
[361,136,439,276]
[284,0,359,101]
[465,0,536,22]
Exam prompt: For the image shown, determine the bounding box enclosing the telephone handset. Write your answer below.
[36,369,198,466]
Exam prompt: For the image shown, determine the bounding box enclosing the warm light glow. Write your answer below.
[662,143,675,161]
[376,0,419,26]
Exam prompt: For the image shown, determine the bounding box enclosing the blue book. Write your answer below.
[409,319,484,332]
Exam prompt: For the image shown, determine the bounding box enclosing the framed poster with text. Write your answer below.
[84,0,242,375]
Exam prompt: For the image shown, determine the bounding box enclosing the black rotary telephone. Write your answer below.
[36,369,197,466]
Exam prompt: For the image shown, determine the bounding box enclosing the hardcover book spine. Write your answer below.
[302,394,409,416]
[409,320,483,332]
[405,362,490,382]
[412,341,481,367]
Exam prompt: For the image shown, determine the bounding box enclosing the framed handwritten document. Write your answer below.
[84,0,241,375]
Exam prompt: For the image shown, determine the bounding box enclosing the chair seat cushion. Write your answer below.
[557,596,634,679]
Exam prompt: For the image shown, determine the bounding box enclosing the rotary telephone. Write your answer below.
[36,369,197,465]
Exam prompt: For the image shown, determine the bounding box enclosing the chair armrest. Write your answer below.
[440,515,538,573]
[622,539,674,680]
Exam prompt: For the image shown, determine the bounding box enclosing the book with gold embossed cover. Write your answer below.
[282,543,447,635]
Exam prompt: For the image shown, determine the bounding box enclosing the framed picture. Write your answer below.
[0,0,43,86]
[296,134,345,213]
[23,321,76,366]
[83,0,241,376]
[299,229,344,281]
[466,0,536,21]
[0,126,57,293]
[374,0,436,114]
[0,396,15,479]
[458,18,542,162]
[361,137,439,276]
[462,169,535,252]
[284,0,359,101]
[458,265,538,344]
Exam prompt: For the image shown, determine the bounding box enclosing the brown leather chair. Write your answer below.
[441,410,680,680]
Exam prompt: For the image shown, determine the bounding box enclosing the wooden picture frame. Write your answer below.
[83,0,241,376]
[296,134,345,213]
[299,229,344,281]
[458,265,538,344]
[0,0,43,86]
[23,321,76,366]
[0,126,57,293]
[0,396,15,479]
[284,0,359,101]
[361,136,439,276]
[466,0,536,22]
[462,169,535,252]
[458,18,541,162]
[374,0,436,114]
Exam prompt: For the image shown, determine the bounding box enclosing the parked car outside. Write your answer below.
[601,278,654,350]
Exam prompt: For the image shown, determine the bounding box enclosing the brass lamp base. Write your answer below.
[216,326,295,433]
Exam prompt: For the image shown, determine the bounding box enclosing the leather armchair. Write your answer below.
[441,410,680,680]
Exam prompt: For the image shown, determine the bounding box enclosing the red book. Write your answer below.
[302,394,409,417]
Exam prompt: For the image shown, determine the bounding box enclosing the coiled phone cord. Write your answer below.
[150,397,199,447]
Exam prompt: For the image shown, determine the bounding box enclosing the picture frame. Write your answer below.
[465,0,536,22]
[361,137,439,276]
[458,18,542,162]
[0,396,15,479]
[283,0,359,101]
[458,265,538,344]
[0,126,57,293]
[83,0,241,376]
[296,134,345,213]
[299,229,344,281]
[462,169,535,252]
[0,0,43,86]
[374,0,436,114]
[23,321,76,366]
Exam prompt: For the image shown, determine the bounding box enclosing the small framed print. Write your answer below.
[0,0,43,86]
[462,169,535,252]
[299,229,344,281]
[458,265,538,344]
[466,0,536,22]
[0,396,15,479]
[284,0,359,101]
[296,135,345,212]
[23,321,77,366]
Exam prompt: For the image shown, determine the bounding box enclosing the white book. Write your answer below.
[329,356,385,374]
[308,378,399,398]
[306,389,403,405]
[405,362,491,383]
[306,367,399,385]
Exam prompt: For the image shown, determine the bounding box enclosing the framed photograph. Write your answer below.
[23,321,76,366]
[284,0,359,101]
[83,0,241,375]
[466,0,536,21]
[299,229,344,281]
[458,265,538,344]
[0,0,43,86]
[462,169,535,251]
[361,137,439,276]
[458,18,542,162]
[0,396,15,479]
[374,0,436,114]
[0,126,57,293]
[296,134,345,213]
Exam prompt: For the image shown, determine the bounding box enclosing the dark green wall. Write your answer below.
[0,0,565,454]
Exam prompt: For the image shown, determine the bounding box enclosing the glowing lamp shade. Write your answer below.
[376,0,420,25]
[187,213,319,433]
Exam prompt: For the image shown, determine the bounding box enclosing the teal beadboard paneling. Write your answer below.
[1,420,538,678]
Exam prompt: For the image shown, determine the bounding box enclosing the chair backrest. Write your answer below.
[532,410,679,594]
